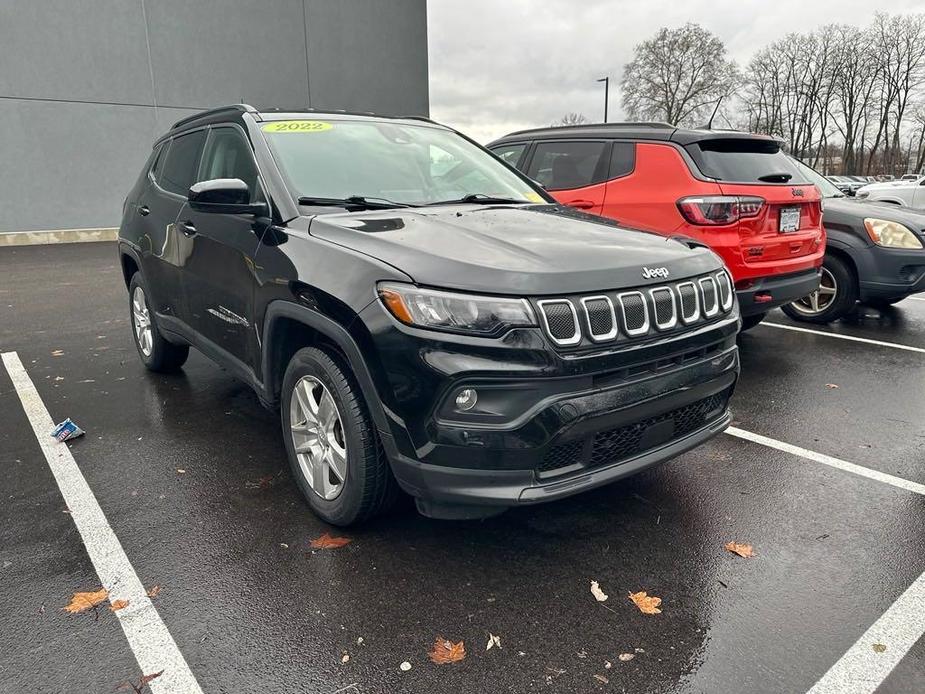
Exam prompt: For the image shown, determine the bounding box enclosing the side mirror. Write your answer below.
[188,178,267,215]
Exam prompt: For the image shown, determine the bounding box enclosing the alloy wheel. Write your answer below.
[788,267,838,316]
[289,375,348,500]
[132,286,154,356]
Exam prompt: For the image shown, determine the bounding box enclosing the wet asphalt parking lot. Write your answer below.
[1,242,923,694]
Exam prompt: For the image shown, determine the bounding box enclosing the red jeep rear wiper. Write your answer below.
[757,173,793,183]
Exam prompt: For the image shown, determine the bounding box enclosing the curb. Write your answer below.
[0,228,118,247]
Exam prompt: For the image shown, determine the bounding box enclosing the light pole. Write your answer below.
[596,77,609,123]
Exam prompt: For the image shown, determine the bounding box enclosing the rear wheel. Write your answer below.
[781,255,857,324]
[740,313,766,331]
[129,273,189,372]
[281,347,397,526]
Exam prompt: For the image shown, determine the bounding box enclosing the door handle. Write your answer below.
[178,220,197,236]
[137,205,150,216]
[566,200,595,210]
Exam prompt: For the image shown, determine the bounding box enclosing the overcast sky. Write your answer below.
[428,0,924,143]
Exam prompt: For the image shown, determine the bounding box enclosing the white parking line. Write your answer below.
[726,426,925,694]
[0,352,203,694]
[726,427,925,496]
[760,322,925,354]
[806,571,925,694]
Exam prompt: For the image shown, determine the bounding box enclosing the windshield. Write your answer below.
[260,119,544,206]
[789,157,844,198]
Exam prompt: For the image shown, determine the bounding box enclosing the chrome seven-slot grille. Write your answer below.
[536,270,733,347]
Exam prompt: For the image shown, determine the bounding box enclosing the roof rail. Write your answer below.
[506,121,675,137]
[400,115,440,125]
[171,104,258,130]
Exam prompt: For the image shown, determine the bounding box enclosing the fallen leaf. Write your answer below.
[400,661,412,671]
[110,599,130,612]
[146,585,161,599]
[140,671,163,686]
[825,383,839,389]
[724,541,755,558]
[429,637,466,664]
[618,652,635,662]
[486,633,501,651]
[628,591,662,615]
[590,580,609,602]
[873,643,887,653]
[310,533,352,550]
[593,674,609,684]
[64,588,109,614]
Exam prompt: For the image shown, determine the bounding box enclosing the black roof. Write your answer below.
[490,122,781,147]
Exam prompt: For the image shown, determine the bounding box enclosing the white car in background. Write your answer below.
[855,176,925,208]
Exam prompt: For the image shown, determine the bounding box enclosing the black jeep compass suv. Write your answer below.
[118,104,740,525]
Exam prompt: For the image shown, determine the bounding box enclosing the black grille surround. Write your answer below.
[536,388,731,476]
[534,270,734,350]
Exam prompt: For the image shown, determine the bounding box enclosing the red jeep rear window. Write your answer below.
[688,139,810,184]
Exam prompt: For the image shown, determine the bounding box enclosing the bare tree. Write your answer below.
[861,13,925,174]
[552,112,588,126]
[621,23,738,127]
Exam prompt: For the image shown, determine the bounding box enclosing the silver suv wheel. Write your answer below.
[132,286,153,356]
[289,375,347,500]
[788,266,837,316]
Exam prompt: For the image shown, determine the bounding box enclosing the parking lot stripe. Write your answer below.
[759,322,925,354]
[0,352,204,694]
[726,427,925,497]
[806,569,925,694]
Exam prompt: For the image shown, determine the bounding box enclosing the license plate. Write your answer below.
[779,206,800,232]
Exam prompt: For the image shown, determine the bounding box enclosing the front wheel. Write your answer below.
[281,347,397,526]
[781,255,857,324]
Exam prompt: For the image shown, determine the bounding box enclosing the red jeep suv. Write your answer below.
[489,124,825,329]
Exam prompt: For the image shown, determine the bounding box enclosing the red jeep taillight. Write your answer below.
[677,196,765,226]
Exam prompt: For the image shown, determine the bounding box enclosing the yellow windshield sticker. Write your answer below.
[524,191,544,203]
[261,120,333,133]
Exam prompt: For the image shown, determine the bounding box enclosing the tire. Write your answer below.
[129,272,189,372]
[780,254,858,324]
[740,313,766,331]
[281,346,397,526]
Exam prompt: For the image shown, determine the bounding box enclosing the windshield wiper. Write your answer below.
[757,172,793,183]
[425,193,527,206]
[297,195,415,209]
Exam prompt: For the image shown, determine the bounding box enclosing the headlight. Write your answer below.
[863,218,924,249]
[378,283,536,335]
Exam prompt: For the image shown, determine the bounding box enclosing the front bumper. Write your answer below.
[359,299,740,516]
[736,268,821,316]
[852,246,925,300]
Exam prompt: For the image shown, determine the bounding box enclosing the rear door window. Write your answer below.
[687,139,809,184]
[159,130,207,196]
[526,141,609,190]
[489,143,528,169]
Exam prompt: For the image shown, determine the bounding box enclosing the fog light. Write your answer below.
[455,388,478,411]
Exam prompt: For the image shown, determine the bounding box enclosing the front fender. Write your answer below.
[260,300,389,434]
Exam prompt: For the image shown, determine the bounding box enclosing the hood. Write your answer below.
[823,196,925,234]
[307,204,722,295]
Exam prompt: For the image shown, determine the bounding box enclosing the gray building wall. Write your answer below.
[0,0,429,232]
